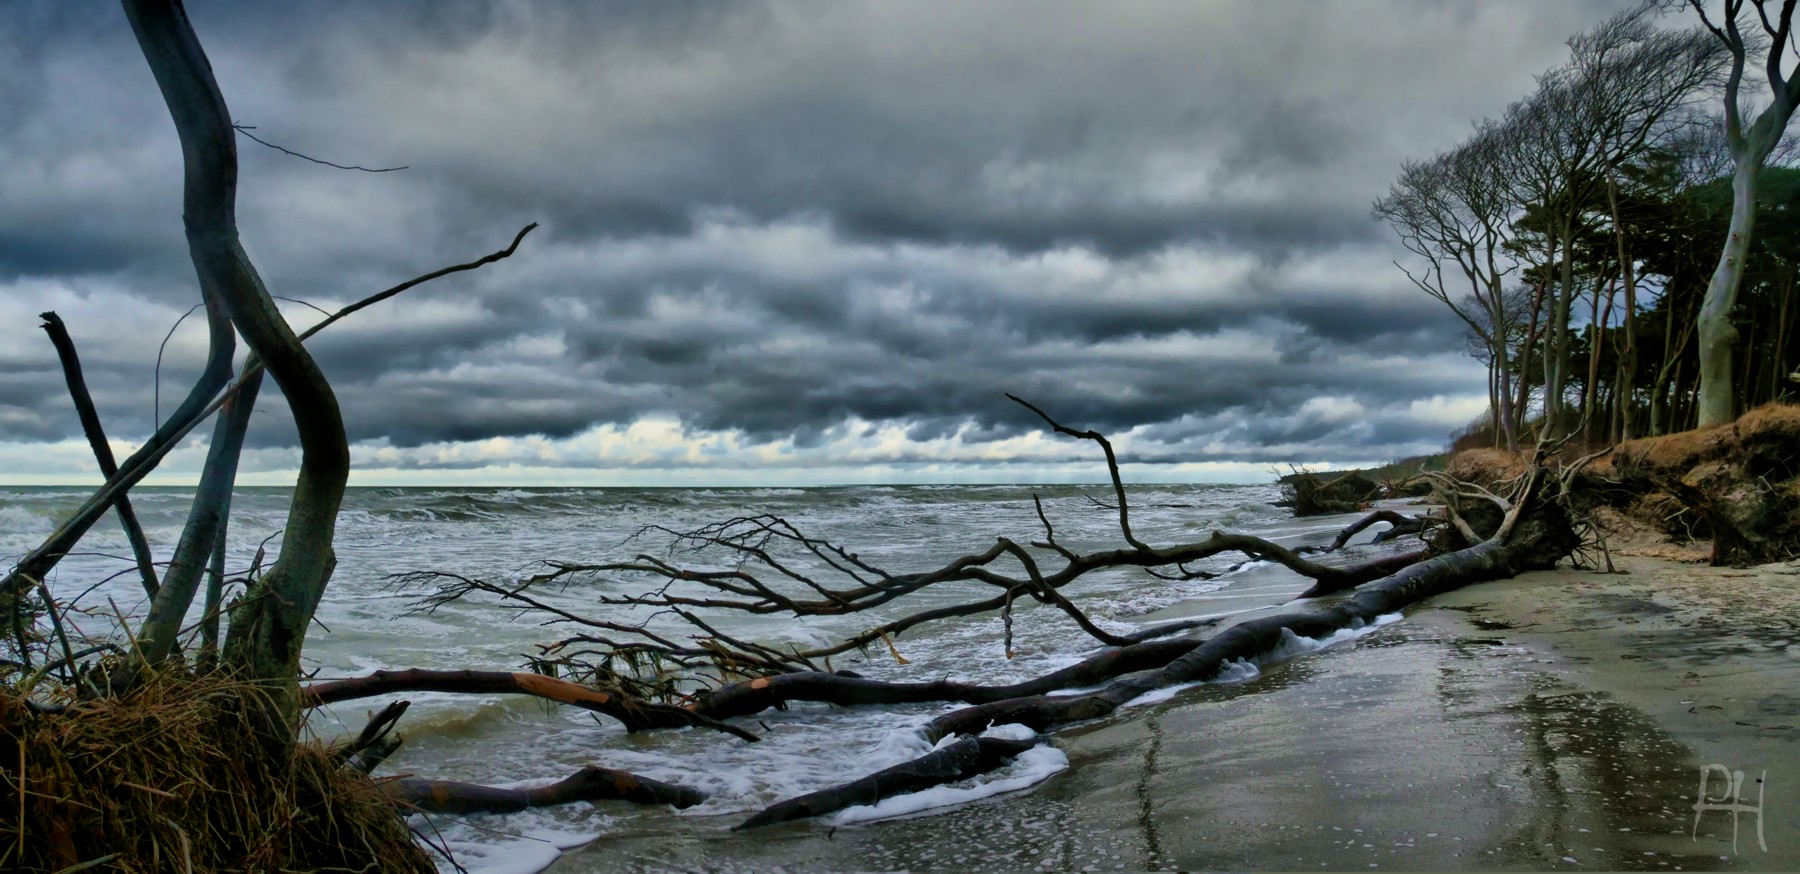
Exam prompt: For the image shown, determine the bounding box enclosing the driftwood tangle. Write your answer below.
[309,400,1595,825]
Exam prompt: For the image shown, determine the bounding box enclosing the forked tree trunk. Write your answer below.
[122,0,351,752]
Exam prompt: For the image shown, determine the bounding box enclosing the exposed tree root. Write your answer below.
[1277,468,1381,516]
[390,765,705,815]
[1,671,433,872]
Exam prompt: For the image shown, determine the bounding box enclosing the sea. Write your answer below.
[1,482,1414,873]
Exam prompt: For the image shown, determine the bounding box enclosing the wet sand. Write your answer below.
[549,554,1800,872]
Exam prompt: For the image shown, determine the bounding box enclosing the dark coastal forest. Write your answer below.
[1374,5,1800,453]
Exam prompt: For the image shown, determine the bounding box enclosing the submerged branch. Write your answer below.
[390,765,705,815]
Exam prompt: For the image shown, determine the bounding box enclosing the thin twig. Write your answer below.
[232,124,407,172]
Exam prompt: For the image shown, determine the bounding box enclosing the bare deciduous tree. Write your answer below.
[1374,123,1525,450]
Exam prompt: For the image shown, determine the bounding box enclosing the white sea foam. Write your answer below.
[1121,614,1402,708]
[424,815,605,874]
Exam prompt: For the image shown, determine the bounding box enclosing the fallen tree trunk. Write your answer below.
[389,765,705,815]
[718,469,1577,828]
[734,735,1038,830]
[696,637,1203,720]
[367,403,1585,832]
[302,668,758,742]
[691,517,1431,720]
[925,473,1575,741]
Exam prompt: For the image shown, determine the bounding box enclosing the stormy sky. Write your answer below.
[2,0,1636,485]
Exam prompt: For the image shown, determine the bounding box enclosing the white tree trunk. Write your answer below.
[1695,159,1758,427]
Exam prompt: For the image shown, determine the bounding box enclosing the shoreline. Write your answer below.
[548,553,1799,872]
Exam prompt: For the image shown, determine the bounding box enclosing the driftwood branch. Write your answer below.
[922,465,1574,742]
[1007,393,1149,550]
[373,401,1589,825]
[333,700,410,774]
[302,668,759,742]
[389,765,705,815]
[734,735,1038,830]
[38,312,161,599]
[397,399,1445,737]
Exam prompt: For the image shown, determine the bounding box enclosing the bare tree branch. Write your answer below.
[232,124,408,172]
[38,312,160,599]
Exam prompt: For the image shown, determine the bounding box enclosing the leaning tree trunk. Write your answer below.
[123,0,351,753]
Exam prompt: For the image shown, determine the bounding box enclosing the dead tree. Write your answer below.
[4,0,535,777]
[344,398,1600,825]
[385,397,1435,711]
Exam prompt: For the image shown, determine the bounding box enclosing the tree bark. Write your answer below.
[122,0,350,752]
[1607,170,1641,441]
[734,736,1038,830]
[303,668,760,741]
[133,370,260,669]
[1514,283,1545,436]
[1698,159,1761,425]
[1688,0,1800,425]
[390,766,706,815]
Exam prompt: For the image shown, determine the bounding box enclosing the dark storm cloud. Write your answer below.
[2,0,1635,477]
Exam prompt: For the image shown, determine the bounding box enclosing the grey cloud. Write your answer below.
[2,0,1634,476]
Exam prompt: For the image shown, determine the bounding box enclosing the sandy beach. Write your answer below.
[551,552,1800,872]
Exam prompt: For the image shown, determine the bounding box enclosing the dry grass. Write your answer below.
[0,670,432,873]
[1604,402,1800,477]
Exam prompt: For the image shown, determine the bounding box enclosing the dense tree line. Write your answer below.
[1375,2,1800,450]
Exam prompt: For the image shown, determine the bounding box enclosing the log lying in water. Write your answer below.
[696,637,1203,720]
[925,470,1577,741]
[735,462,1580,825]
[390,764,705,815]
[302,668,758,741]
[734,735,1039,830]
[691,510,1435,721]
